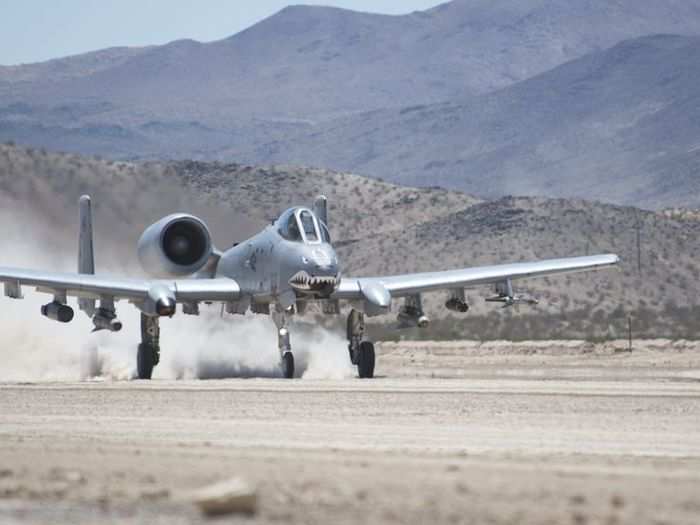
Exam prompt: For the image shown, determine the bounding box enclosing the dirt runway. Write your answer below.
[1,340,700,524]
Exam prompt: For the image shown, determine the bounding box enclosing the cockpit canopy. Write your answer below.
[276,207,331,244]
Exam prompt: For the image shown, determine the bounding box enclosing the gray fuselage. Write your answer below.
[216,207,339,307]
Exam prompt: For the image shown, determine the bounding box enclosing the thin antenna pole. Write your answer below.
[636,214,642,275]
[628,315,633,352]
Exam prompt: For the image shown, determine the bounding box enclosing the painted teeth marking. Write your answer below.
[290,271,337,291]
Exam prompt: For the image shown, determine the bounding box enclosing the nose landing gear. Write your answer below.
[281,351,295,379]
[273,307,295,379]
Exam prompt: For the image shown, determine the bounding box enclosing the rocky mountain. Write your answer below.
[6,1,700,110]
[2,143,699,340]
[253,34,700,209]
[3,1,700,210]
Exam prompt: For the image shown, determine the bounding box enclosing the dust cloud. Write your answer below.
[0,205,354,382]
[0,278,354,382]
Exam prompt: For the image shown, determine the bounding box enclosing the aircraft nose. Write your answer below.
[313,260,336,273]
[308,247,338,273]
[289,248,340,295]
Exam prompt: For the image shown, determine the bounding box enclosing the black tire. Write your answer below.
[282,352,295,379]
[137,343,155,380]
[357,341,375,379]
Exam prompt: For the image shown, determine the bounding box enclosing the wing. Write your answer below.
[333,254,619,300]
[0,266,240,304]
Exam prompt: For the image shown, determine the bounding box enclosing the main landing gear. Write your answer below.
[272,307,375,379]
[347,309,375,378]
[133,307,376,381]
[273,307,295,378]
[137,313,160,380]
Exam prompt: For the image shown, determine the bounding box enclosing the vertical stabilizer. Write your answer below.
[313,195,328,228]
[78,195,96,315]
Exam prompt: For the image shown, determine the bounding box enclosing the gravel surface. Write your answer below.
[1,341,699,524]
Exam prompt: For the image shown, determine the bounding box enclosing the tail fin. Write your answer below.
[314,195,328,228]
[78,195,96,316]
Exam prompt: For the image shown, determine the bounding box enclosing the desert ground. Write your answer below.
[1,339,700,524]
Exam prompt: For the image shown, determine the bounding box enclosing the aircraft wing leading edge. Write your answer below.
[0,267,240,303]
[333,254,620,299]
[0,254,619,309]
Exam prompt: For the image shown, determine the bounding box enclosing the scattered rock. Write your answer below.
[455,482,469,494]
[610,494,625,509]
[0,469,12,478]
[140,474,156,484]
[0,483,22,498]
[97,494,110,512]
[192,478,258,517]
[49,468,86,485]
[47,481,70,498]
[570,494,587,505]
[572,511,588,525]
[605,515,620,525]
[140,487,170,501]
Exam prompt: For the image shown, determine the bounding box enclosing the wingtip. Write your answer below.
[604,254,622,267]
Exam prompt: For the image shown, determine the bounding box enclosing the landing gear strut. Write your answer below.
[347,309,375,378]
[273,307,295,379]
[137,313,160,380]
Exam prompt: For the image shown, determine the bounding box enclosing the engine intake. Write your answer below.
[137,214,213,277]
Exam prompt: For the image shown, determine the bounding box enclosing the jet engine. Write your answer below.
[137,214,213,277]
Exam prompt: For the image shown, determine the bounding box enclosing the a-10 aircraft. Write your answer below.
[0,195,619,379]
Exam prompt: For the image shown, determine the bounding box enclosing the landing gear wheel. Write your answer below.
[137,343,155,380]
[282,352,295,379]
[357,341,375,379]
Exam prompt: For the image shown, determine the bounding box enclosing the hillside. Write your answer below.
[1,144,699,340]
[0,144,476,271]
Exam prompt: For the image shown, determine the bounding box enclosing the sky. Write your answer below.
[0,0,445,65]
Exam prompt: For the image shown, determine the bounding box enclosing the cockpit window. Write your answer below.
[277,208,325,244]
[278,209,302,242]
[299,210,318,242]
[287,214,302,241]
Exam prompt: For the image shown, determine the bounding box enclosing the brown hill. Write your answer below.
[1,143,698,339]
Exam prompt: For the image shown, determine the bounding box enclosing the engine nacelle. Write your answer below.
[137,214,213,277]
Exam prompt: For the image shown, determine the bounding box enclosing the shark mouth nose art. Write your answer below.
[289,271,338,292]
